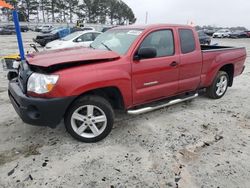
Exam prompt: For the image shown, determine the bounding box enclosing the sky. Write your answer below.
[122,0,250,29]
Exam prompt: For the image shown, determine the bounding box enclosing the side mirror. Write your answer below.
[134,47,157,60]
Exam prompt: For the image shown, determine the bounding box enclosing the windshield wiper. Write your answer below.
[101,42,112,51]
[90,44,95,49]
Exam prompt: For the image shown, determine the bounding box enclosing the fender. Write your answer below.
[47,59,133,108]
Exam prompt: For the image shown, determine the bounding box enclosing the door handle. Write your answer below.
[170,61,178,67]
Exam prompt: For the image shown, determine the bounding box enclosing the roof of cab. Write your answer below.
[114,24,193,30]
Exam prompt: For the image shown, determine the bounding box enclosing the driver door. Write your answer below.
[132,29,179,105]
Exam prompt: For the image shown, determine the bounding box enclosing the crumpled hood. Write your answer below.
[26,47,120,68]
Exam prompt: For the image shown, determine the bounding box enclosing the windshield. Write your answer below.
[61,32,81,41]
[91,29,143,55]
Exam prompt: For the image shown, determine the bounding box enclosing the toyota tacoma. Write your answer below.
[8,24,246,142]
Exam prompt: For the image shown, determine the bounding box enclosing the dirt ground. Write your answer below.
[0,32,250,188]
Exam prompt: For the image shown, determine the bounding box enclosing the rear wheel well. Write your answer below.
[219,64,234,86]
[78,87,125,110]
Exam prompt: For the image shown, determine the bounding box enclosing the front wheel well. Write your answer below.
[77,87,125,110]
[219,64,234,86]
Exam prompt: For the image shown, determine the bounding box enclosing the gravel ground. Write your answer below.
[0,32,250,188]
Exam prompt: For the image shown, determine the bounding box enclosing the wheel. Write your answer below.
[206,71,229,99]
[65,95,114,142]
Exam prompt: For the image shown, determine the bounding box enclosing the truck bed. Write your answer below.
[200,45,246,88]
[201,45,243,51]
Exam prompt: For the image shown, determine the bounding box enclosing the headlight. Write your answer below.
[27,73,59,94]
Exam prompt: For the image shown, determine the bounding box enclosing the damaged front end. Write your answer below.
[8,60,75,128]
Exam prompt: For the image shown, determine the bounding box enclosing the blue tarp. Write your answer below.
[12,10,25,60]
[58,28,71,38]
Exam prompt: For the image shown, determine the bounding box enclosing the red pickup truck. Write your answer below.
[8,24,246,142]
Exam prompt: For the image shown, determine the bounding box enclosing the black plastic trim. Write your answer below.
[8,80,76,128]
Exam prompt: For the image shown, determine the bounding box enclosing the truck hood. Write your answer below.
[26,47,120,68]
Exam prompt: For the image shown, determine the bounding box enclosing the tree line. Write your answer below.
[195,25,247,31]
[2,0,136,25]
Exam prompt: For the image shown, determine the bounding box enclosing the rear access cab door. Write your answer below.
[131,28,180,105]
[177,27,202,93]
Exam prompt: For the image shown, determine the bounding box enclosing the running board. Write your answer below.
[127,93,198,115]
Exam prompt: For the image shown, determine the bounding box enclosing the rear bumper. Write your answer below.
[8,80,75,128]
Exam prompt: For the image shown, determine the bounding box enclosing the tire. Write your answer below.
[206,71,229,99]
[65,95,114,143]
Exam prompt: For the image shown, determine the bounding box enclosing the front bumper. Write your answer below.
[8,80,75,128]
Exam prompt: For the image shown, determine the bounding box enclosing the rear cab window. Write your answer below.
[179,29,196,54]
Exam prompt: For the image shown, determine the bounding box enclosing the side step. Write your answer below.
[127,93,198,115]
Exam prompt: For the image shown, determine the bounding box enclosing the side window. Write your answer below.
[139,30,174,57]
[179,29,196,54]
[78,33,93,42]
[92,33,100,40]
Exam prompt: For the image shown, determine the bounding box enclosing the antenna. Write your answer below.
[145,11,148,24]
